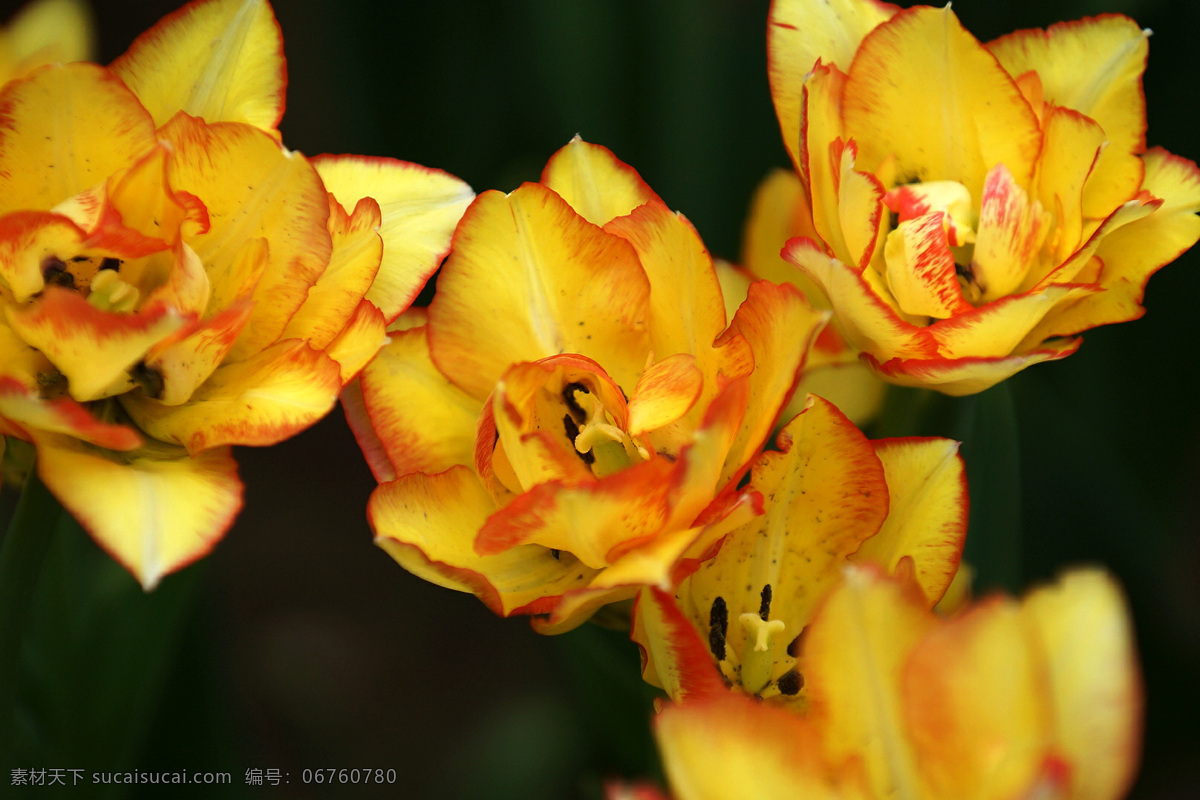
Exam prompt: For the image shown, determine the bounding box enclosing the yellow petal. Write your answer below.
[863,338,1081,396]
[767,0,897,173]
[989,16,1148,219]
[1021,570,1141,800]
[0,376,140,449]
[903,597,1050,800]
[0,210,86,303]
[0,63,155,214]
[843,6,1042,201]
[2,0,94,76]
[627,353,703,438]
[791,359,887,427]
[928,283,1098,360]
[34,433,241,589]
[324,299,388,384]
[356,324,478,479]
[883,211,972,319]
[313,155,474,322]
[800,63,851,262]
[428,183,649,399]
[111,0,285,131]
[971,163,1052,302]
[282,195,382,350]
[657,692,869,800]
[6,289,186,401]
[159,113,333,359]
[540,136,659,226]
[121,338,342,453]
[740,168,827,303]
[143,302,252,406]
[369,466,597,618]
[1034,106,1108,267]
[850,438,967,605]
[801,565,934,798]
[631,586,733,702]
[783,236,937,360]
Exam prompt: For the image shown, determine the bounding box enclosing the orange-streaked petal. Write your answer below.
[903,597,1050,800]
[803,565,934,799]
[862,338,1081,396]
[843,6,1042,200]
[627,354,703,438]
[0,63,155,214]
[357,325,478,479]
[656,691,870,800]
[121,338,341,453]
[111,0,285,131]
[783,236,937,359]
[884,212,972,319]
[1021,570,1142,800]
[989,16,1148,219]
[6,289,186,401]
[801,63,849,261]
[1034,106,1107,267]
[313,155,474,322]
[971,163,1051,302]
[369,466,597,617]
[0,376,140,449]
[325,298,388,384]
[850,437,967,605]
[159,113,332,359]
[928,283,1098,359]
[281,195,382,349]
[716,281,825,486]
[540,136,659,226]
[0,210,86,302]
[34,433,241,589]
[767,0,898,173]
[143,301,252,406]
[631,586,732,702]
[428,183,650,399]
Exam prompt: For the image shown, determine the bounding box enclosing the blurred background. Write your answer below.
[2,0,1198,797]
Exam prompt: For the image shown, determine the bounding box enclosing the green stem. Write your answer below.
[0,470,62,763]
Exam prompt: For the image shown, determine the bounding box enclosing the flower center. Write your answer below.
[42,254,138,312]
[561,382,649,478]
[706,586,802,698]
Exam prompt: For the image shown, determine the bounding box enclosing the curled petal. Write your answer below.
[541,136,659,226]
[862,338,1082,396]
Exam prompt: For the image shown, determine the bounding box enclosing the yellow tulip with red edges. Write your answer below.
[642,566,1141,800]
[351,137,828,633]
[632,394,968,706]
[0,0,473,588]
[767,0,1200,395]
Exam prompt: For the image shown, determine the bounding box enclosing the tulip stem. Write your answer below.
[0,468,62,764]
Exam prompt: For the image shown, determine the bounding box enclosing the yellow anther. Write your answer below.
[87,269,139,313]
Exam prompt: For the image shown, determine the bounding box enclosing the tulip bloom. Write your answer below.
[353,138,827,633]
[768,0,1200,394]
[633,394,967,705]
[646,566,1141,800]
[0,0,472,587]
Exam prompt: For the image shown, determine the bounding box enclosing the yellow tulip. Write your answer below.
[0,0,472,587]
[767,0,1200,394]
[647,566,1141,800]
[356,137,829,632]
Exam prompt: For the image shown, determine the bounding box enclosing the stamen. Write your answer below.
[562,381,589,421]
[99,258,122,272]
[758,584,773,621]
[87,269,139,313]
[776,670,803,696]
[42,257,74,289]
[708,596,728,661]
[739,612,786,695]
[562,414,595,465]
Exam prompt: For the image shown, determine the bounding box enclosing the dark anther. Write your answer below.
[42,257,74,288]
[708,596,728,661]
[132,362,165,399]
[562,414,595,465]
[888,210,899,230]
[36,370,68,399]
[776,670,803,696]
[562,381,589,421]
[550,549,561,560]
[787,632,802,658]
[99,258,122,271]
[758,584,773,621]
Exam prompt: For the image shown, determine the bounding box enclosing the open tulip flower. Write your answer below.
[643,565,1141,800]
[353,137,828,633]
[0,0,472,587]
[767,0,1200,395]
[632,394,967,706]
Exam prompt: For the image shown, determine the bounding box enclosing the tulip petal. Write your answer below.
[313,155,474,322]
[0,376,140,449]
[801,63,851,261]
[3,0,94,73]
[1021,570,1142,800]
[850,437,967,605]
[1034,106,1107,266]
[740,168,827,302]
[121,338,341,453]
[111,0,285,131]
[143,301,252,406]
[159,113,332,360]
[541,136,659,226]
[627,353,703,438]
[324,298,388,384]
[972,163,1052,301]
[802,565,934,798]
[34,433,241,589]
[631,586,732,702]
[369,465,597,617]
[903,597,1050,800]
[862,338,1081,396]
[989,16,1148,219]
[428,183,650,398]
[0,63,156,214]
[783,236,937,359]
[6,289,186,402]
[844,6,1042,201]
[884,211,972,319]
[928,283,1098,359]
[0,210,86,302]
[767,0,897,173]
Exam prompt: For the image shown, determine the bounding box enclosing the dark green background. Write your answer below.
[2,0,1198,797]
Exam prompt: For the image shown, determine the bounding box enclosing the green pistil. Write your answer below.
[738,612,785,695]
